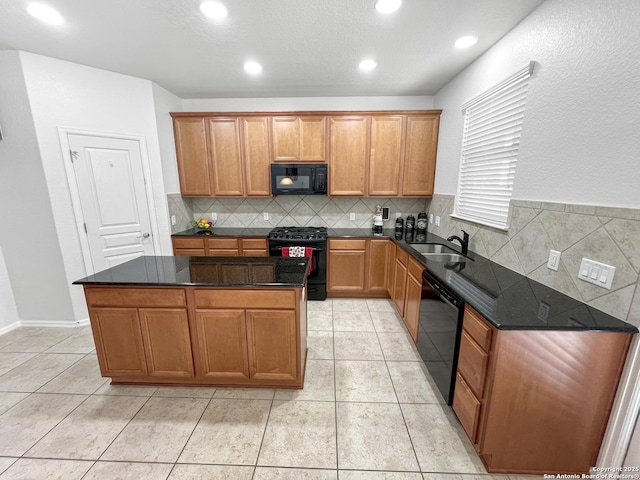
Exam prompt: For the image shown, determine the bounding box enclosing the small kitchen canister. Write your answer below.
[416,212,428,242]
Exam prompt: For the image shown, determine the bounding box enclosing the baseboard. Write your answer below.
[0,321,21,336]
[597,335,640,467]
[19,317,90,328]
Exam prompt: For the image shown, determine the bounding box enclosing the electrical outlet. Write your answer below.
[211,212,217,221]
[170,215,176,226]
[263,212,269,221]
[429,214,433,224]
[435,216,441,226]
[547,250,561,271]
[578,258,616,290]
[350,213,356,221]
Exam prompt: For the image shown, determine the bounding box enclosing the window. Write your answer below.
[453,62,534,230]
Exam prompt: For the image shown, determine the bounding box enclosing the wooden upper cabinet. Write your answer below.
[329,116,369,196]
[208,118,244,196]
[272,116,326,162]
[402,115,440,196]
[242,117,271,196]
[173,117,213,196]
[369,116,404,196]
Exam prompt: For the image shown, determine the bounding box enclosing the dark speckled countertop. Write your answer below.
[167,227,638,333]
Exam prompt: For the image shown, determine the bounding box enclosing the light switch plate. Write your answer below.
[263,212,269,221]
[435,216,441,226]
[429,214,434,224]
[170,215,176,226]
[350,213,356,221]
[578,258,615,290]
[210,212,217,221]
[547,250,560,271]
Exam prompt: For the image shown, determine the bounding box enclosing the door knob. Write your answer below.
[137,232,150,239]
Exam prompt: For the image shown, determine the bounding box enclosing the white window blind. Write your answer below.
[453,62,534,230]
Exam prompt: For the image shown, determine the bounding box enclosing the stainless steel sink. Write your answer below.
[409,243,457,255]
[421,253,471,263]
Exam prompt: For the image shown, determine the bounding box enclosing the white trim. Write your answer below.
[58,127,160,276]
[449,213,509,232]
[462,61,536,111]
[19,317,90,328]
[0,321,21,336]
[597,335,640,467]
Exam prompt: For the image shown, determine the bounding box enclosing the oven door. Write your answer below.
[268,243,326,283]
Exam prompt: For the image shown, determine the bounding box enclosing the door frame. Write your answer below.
[58,127,161,275]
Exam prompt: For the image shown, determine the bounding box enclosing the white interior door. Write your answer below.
[68,134,155,273]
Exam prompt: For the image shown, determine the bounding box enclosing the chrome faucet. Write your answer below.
[447,230,469,256]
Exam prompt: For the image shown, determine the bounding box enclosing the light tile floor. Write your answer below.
[0,299,541,479]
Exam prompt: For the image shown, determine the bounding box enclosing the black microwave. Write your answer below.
[271,164,328,195]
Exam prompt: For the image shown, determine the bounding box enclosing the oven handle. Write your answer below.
[269,245,325,252]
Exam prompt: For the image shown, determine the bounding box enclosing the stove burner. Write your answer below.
[268,226,328,241]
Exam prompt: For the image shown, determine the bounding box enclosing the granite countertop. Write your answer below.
[73,255,309,288]
[171,227,638,333]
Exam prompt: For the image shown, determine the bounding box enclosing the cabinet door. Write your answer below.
[366,239,390,294]
[386,242,397,295]
[403,273,421,343]
[402,115,439,196]
[246,310,297,381]
[329,116,368,196]
[89,308,147,377]
[328,241,366,292]
[369,116,404,196]
[299,117,326,161]
[272,117,299,162]
[208,118,244,196]
[242,117,271,196]
[392,259,407,315]
[195,309,250,379]
[173,117,213,196]
[453,373,482,442]
[139,308,194,377]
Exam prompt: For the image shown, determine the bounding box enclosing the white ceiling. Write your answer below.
[0,0,545,99]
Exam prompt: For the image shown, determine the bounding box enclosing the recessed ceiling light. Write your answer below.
[375,0,402,14]
[200,1,228,20]
[455,36,478,49]
[359,59,377,71]
[244,61,262,75]
[27,3,64,26]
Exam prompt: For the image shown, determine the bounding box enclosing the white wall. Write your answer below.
[433,0,640,208]
[18,51,173,322]
[0,50,76,323]
[181,96,434,112]
[0,246,19,332]
[152,83,182,194]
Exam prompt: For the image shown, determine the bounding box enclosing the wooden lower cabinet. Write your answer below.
[327,239,366,293]
[392,258,407,315]
[366,239,391,294]
[402,269,421,343]
[453,306,633,474]
[90,306,193,379]
[247,310,297,381]
[84,286,306,388]
[196,309,250,380]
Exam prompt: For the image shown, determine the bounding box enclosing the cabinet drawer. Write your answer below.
[407,256,424,280]
[206,238,240,249]
[85,288,186,308]
[464,306,493,351]
[241,238,268,250]
[195,289,296,309]
[458,330,489,398]
[174,248,206,256]
[396,247,409,266]
[208,249,240,256]
[329,239,366,250]
[173,238,205,249]
[452,373,481,443]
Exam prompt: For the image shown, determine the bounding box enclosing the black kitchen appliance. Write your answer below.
[268,226,328,300]
[417,269,465,404]
[270,164,327,195]
[416,212,428,242]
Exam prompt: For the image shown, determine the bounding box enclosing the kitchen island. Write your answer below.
[73,255,309,388]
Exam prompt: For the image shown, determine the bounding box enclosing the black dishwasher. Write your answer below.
[417,269,465,405]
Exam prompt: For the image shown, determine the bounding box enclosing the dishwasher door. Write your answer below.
[417,271,465,405]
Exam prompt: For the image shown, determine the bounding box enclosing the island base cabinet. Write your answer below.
[196,309,250,380]
[90,308,148,377]
[247,310,297,382]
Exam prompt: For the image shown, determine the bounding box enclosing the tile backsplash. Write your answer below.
[429,194,640,326]
[168,195,430,233]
